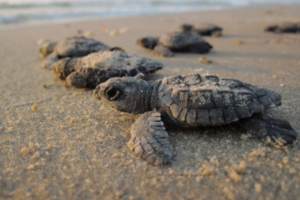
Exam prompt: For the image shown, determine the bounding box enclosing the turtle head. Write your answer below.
[136,37,159,50]
[94,77,148,114]
[180,24,193,32]
[264,25,277,32]
[39,42,57,58]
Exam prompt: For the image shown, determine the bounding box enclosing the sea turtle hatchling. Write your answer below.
[180,23,223,37]
[39,36,122,69]
[265,22,300,33]
[51,50,163,88]
[94,74,298,165]
[136,32,212,57]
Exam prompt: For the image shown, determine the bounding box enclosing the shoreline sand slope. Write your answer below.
[0,4,300,200]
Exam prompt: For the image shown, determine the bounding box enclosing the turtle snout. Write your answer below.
[94,85,102,100]
[180,24,193,32]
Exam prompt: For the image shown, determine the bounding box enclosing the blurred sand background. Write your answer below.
[1,4,300,200]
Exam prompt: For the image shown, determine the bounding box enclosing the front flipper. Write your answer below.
[153,45,174,57]
[66,67,127,88]
[128,111,173,166]
[42,52,59,70]
[241,114,298,145]
[133,73,145,80]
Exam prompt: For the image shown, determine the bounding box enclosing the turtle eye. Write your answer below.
[105,87,122,101]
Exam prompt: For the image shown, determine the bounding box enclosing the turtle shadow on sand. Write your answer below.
[96,102,283,164]
[212,50,300,61]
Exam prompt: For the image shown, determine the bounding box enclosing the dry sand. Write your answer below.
[1,4,300,200]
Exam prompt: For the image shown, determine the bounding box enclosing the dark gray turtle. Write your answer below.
[51,50,163,89]
[265,22,300,33]
[180,23,223,37]
[136,32,212,57]
[38,36,121,69]
[94,74,298,165]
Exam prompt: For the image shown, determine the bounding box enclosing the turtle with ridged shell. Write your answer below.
[136,32,212,57]
[51,50,163,88]
[94,73,298,165]
[180,23,223,37]
[39,36,123,69]
[265,22,300,33]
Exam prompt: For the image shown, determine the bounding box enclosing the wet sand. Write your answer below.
[1,4,300,200]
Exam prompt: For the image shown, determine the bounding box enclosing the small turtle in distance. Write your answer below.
[136,32,212,57]
[180,23,223,37]
[51,50,163,88]
[38,36,123,69]
[265,22,300,33]
[94,73,298,165]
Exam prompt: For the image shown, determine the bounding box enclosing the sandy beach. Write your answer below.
[1,4,300,200]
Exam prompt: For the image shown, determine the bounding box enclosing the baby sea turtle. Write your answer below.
[51,50,163,88]
[136,32,212,57]
[265,22,300,33]
[180,23,223,37]
[94,74,298,165]
[39,36,121,69]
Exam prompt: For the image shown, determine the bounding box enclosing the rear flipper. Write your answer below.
[42,52,59,70]
[153,45,174,57]
[66,67,127,88]
[240,114,298,145]
[51,57,82,80]
[128,111,173,166]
